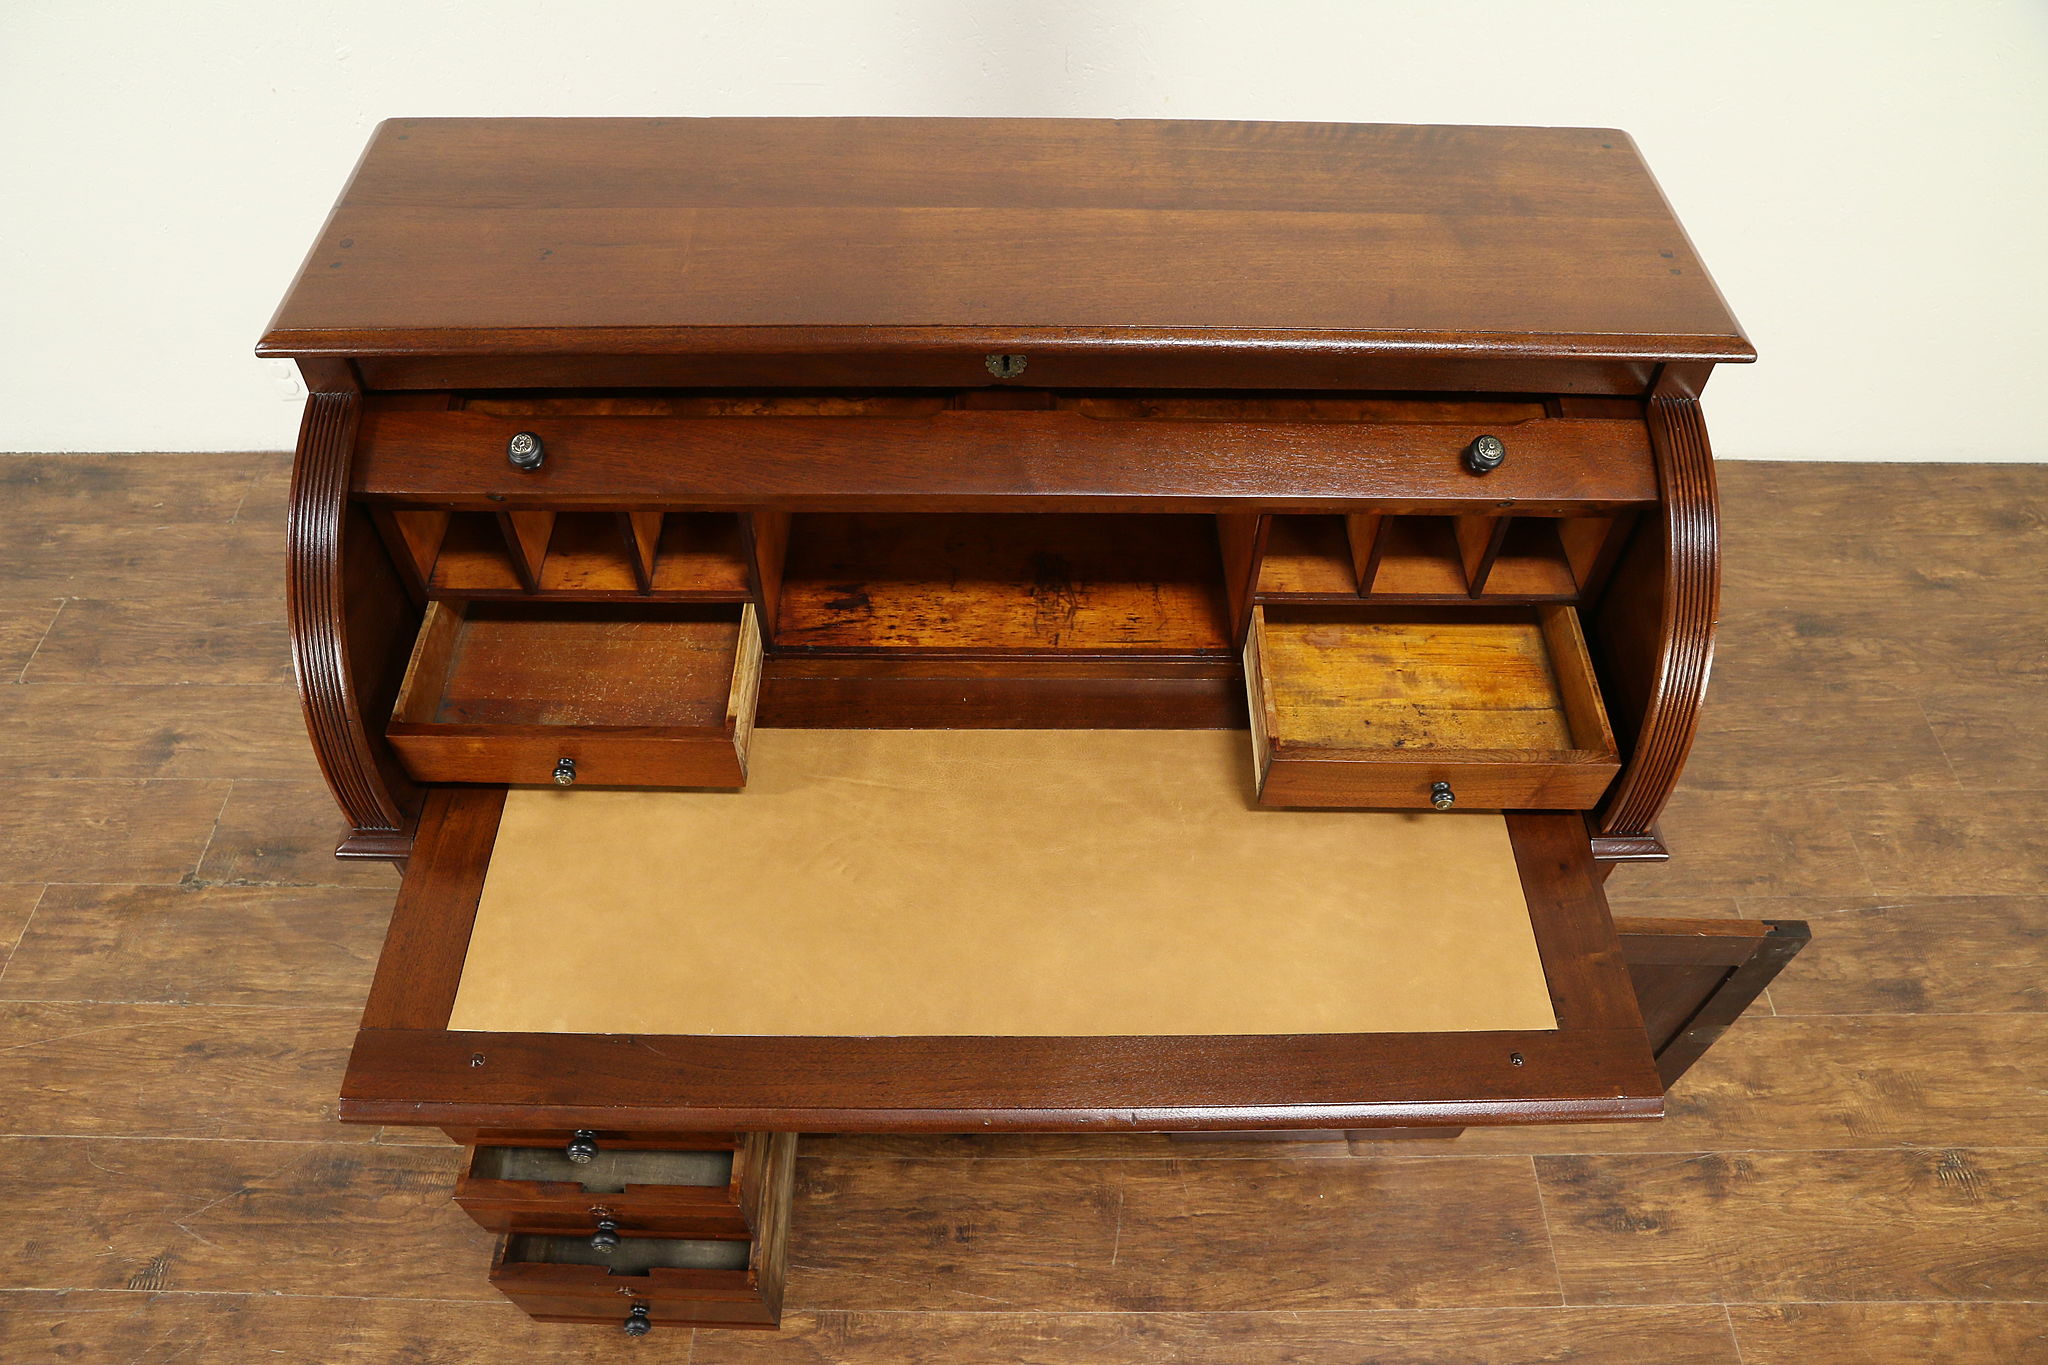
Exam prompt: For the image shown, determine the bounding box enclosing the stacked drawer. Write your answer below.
[452,1130,797,1333]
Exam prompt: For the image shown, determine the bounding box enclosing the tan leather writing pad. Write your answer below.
[449,729,1556,1037]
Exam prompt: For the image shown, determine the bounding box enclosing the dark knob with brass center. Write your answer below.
[507,430,545,470]
[1463,433,1506,473]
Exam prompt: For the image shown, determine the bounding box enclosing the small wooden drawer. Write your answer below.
[1245,603,1619,809]
[488,1134,796,1333]
[455,1133,781,1241]
[387,600,761,787]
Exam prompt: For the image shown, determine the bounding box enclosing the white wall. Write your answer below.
[5,0,2044,460]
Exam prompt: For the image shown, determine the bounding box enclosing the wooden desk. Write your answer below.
[261,118,1802,1334]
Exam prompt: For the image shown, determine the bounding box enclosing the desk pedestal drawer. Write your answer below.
[491,1237,780,1331]
[487,1132,796,1332]
[455,1135,787,1241]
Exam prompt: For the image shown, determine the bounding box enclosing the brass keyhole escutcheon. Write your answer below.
[984,353,1028,379]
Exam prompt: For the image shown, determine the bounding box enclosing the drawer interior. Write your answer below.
[471,1145,735,1193]
[501,1234,751,1275]
[1251,604,1616,759]
[394,601,754,731]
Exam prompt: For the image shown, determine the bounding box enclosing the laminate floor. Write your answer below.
[0,455,2042,1362]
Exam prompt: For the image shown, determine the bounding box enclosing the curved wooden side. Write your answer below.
[287,391,421,858]
[1593,393,1720,851]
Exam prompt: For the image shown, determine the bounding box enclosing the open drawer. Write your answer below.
[387,601,762,788]
[1245,603,1620,810]
[454,1133,784,1241]
[342,729,1663,1133]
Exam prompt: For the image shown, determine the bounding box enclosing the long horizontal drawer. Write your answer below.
[353,406,1657,511]
[342,737,1662,1133]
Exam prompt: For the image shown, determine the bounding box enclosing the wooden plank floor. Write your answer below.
[0,454,2044,1361]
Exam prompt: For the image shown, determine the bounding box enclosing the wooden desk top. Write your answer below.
[261,118,1750,365]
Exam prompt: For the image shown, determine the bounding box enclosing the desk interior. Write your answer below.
[447,729,1555,1037]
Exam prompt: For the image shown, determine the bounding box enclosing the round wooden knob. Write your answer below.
[591,1218,620,1253]
[565,1129,599,1163]
[1430,781,1456,810]
[622,1303,652,1336]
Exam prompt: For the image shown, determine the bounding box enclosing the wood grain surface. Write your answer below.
[261,119,1752,365]
[0,455,2041,1361]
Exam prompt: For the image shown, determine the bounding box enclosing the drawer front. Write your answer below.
[1246,603,1620,811]
[495,1280,778,1330]
[455,1136,774,1241]
[460,1200,750,1241]
[353,403,1659,510]
[450,1127,742,1150]
[389,729,748,788]
[1257,754,1620,812]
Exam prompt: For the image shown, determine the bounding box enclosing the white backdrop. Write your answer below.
[5,0,2044,459]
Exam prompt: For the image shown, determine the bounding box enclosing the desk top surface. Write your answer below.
[261,118,1750,364]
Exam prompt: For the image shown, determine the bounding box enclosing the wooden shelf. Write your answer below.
[1478,518,1579,599]
[774,514,1232,656]
[429,513,524,593]
[1252,513,1629,604]
[377,508,754,602]
[651,514,753,597]
[538,513,639,594]
[1253,516,1359,598]
[1363,516,1469,597]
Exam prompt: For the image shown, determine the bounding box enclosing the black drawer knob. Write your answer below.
[591,1218,621,1253]
[553,757,577,786]
[565,1129,599,1163]
[507,431,546,470]
[1463,434,1506,474]
[1430,781,1456,810]
[622,1302,652,1336]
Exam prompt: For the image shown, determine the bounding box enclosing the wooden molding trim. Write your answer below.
[286,390,416,852]
[1597,393,1720,840]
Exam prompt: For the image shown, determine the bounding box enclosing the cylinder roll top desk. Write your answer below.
[259,118,1803,1334]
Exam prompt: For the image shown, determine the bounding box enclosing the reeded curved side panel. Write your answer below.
[287,391,415,853]
[1597,395,1720,842]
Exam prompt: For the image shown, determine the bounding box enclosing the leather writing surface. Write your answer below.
[448,729,1556,1037]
